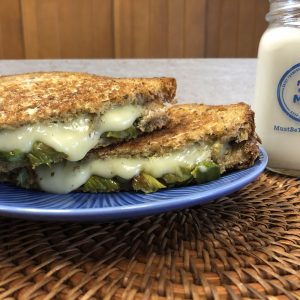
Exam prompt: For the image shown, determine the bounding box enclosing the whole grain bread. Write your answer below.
[93,103,260,171]
[0,72,176,128]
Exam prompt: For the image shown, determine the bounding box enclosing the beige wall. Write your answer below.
[0,0,269,59]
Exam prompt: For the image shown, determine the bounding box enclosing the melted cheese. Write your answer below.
[36,145,211,194]
[0,105,142,161]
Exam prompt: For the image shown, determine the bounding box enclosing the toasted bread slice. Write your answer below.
[0,103,260,194]
[0,72,176,128]
[0,72,176,165]
[93,103,259,170]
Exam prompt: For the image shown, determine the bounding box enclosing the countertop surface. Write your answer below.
[0,59,256,105]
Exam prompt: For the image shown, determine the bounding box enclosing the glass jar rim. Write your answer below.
[269,0,300,12]
[267,0,300,25]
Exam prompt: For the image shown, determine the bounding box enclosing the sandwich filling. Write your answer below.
[34,143,229,194]
[0,105,143,162]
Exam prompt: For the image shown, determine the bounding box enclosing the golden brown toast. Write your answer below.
[0,72,176,128]
[93,103,260,171]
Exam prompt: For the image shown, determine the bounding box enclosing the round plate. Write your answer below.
[0,147,268,222]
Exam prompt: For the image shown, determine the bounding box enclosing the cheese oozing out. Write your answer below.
[0,105,143,161]
[36,145,212,194]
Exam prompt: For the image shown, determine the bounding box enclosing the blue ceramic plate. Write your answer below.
[0,147,267,222]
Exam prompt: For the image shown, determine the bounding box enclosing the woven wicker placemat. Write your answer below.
[0,171,299,300]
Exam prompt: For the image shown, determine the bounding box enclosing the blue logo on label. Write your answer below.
[278,63,300,122]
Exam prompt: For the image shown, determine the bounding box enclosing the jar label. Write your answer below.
[278,63,300,122]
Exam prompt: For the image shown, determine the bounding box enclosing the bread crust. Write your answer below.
[0,72,176,128]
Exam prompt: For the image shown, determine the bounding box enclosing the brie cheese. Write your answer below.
[0,105,142,161]
[36,145,211,193]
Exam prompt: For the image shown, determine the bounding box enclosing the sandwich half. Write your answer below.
[1,103,260,193]
[0,72,176,171]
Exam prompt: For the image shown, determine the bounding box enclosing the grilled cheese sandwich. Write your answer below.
[0,72,176,167]
[2,103,260,194]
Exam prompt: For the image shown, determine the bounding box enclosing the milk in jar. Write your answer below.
[254,0,300,176]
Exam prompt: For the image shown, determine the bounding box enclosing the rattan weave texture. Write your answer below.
[0,171,299,300]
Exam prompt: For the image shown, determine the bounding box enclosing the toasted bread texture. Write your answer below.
[93,103,259,171]
[0,72,176,128]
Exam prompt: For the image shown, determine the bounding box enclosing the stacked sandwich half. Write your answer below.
[0,72,259,194]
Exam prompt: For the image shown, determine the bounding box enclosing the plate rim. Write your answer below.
[0,146,268,221]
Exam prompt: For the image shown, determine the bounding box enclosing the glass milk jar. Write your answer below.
[254,0,300,176]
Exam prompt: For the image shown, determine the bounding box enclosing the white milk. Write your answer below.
[254,25,300,176]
